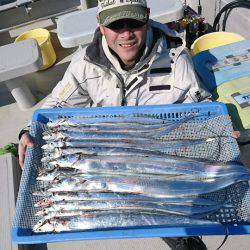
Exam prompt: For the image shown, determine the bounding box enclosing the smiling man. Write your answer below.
[18,2,210,248]
[100,18,148,68]
[19,0,211,110]
[98,0,149,69]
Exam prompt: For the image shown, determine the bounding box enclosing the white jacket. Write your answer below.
[42,20,211,109]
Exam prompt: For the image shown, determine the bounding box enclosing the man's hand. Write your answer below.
[18,132,34,169]
[236,129,250,145]
[233,130,250,145]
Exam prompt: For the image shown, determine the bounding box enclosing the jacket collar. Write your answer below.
[85,28,112,69]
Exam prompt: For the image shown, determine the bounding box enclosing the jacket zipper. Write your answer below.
[84,57,127,106]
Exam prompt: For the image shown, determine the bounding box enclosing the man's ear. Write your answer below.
[99,25,105,35]
[97,15,105,35]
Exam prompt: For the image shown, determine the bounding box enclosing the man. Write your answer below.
[19,1,211,249]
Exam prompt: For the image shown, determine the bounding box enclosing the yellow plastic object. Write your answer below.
[191,32,245,55]
[213,77,250,130]
[15,28,56,70]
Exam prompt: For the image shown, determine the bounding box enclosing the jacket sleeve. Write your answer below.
[174,49,213,103]
[41,53,93,109]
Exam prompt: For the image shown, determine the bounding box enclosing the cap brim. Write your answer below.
[99,5,148,27]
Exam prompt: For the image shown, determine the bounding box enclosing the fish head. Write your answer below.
[54,219,69,232]
[37,168,60,181]
[41,151,60,163]
[54,148,62,157]
[42,148,62,160]
[42,141,65,151]
[48,159,60,167]
[33,218,54,233]
[32,189,48,196]
[36,198,54,208]
[35,208,49,216]
[47,119,66,128]
[41,156,51,163]
[42,133,56,141]
[37,170,51,181]
[42,142,55,151]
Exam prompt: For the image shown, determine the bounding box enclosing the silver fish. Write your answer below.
[41,155,197,177]
[35,200,222,218]
[37,167,183,182]
[41,147,170,163]
[43,131,152,141]
[38,170,250,197]
[41,136,209,152]
[33,211,219,233]
[45,154,250,179]
[47,123,172,134]
[43,118,201,141]
[47,116,174,128]
[34,192,221,207]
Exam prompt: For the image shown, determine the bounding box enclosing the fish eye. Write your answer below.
[61,219,67,225]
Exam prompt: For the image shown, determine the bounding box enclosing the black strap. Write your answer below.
[216,227,229,250]
[126,77,138,91]
[149,85,171,91]
[150,67,172,74]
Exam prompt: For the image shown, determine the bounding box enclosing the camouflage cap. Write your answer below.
[98,0,149,27]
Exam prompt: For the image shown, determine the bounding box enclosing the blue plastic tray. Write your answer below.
[12,103,250,244]
[32,102,228,123]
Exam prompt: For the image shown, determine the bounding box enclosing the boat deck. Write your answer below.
[0,1,250,249]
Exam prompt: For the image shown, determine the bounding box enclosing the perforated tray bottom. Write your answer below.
[12,104,250,243]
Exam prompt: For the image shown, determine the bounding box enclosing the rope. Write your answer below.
[213,0,250,31]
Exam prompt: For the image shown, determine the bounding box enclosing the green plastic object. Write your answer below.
[0,143,18,157]
[213,76,250,130]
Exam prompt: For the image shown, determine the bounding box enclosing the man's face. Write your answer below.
[100,19,148,66]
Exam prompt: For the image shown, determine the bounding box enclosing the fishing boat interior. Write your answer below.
[0,0,250,249]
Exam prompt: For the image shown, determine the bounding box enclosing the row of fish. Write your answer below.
[33,210,221,233]
[42,115,214,152]
[33,189,224,232]
[33,115,249,233]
